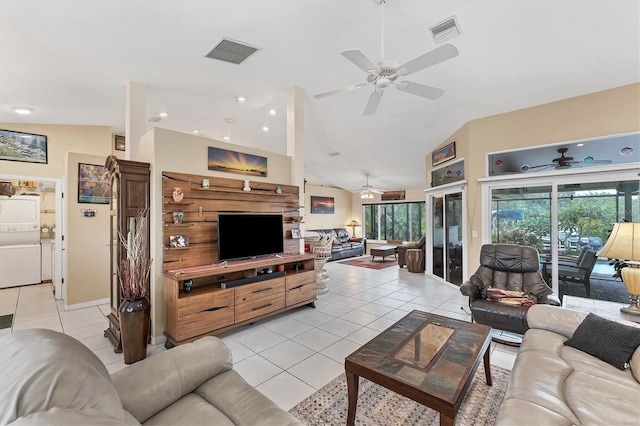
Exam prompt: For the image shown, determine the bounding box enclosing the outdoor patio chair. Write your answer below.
[557,249,598,297]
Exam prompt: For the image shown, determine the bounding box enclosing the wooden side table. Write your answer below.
[406,249,424,273]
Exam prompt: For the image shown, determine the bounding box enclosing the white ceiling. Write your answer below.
[1,1,638,192]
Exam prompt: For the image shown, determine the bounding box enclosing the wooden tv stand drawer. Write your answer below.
[235,277,285,304]
[286,270,316,289]
[235,277,286,322]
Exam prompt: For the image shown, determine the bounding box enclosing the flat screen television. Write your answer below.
[218,213,284,261]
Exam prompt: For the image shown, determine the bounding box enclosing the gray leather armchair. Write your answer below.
[460,244,561,336]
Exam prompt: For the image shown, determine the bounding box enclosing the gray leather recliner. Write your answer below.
[460,243,561,335]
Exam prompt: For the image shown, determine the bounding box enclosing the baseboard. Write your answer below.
[151,334,166,346]
[64,297,109,311]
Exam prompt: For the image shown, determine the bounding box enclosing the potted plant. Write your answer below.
[117,208,153,364]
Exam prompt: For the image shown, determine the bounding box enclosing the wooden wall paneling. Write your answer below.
[162,172,301,273]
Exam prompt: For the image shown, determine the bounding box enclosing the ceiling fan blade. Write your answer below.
[396,43,459,76]
[363,90,383,116]
[341,49,380,73]
[371,189,384,194]
[313,83,367,99]
[395,81,445,99]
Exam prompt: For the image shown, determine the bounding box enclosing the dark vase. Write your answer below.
[119,297,150,364]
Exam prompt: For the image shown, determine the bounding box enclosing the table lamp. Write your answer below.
[597,222,640,315]
[348,220,360,238]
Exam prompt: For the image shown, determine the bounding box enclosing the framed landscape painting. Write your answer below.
[208,146,267,177]
[311,196,335,214]
[0,129,48,164]
[432,141,456,166]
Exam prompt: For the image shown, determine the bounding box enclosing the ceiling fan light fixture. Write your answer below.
[361,191,374,199]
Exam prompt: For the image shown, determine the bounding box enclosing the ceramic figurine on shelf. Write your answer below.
[243,180,251,191]
[275,186,282,194]
[172,187,184,202]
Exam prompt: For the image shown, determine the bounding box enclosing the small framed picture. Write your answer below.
[432,141,456,167]
[114,134,125,151]
[291,229,301,239]
[170,235,189,248]
[78,163,110,204]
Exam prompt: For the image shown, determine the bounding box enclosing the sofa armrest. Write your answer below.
[111,337,232,423]
[526,305,588,338]
[460,280,481,300]
[350,237,364,243]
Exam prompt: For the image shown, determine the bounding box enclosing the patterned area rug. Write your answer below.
[0,314,13,330]
[338,257,399,269]
[289,364,508,426]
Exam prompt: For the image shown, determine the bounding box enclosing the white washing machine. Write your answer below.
[0,195,42,288]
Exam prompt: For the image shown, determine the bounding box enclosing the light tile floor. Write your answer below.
[0,259,518,411]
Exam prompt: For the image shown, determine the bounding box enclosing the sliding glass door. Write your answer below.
[484,173,639,302]
[427,183,466,285]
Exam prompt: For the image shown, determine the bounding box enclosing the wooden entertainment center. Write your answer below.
[161,172,314,347]
[163,253,315,347]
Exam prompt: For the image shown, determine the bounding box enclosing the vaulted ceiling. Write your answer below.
[1,1,638,192]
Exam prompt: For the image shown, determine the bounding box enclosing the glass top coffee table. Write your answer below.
[345,310,493,426]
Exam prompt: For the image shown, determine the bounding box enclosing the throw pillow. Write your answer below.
[406,242,419,248]
[564,313,640,370]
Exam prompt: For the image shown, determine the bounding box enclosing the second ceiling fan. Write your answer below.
[314,0,459,115]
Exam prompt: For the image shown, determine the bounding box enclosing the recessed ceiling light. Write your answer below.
[269,108,276,116]
[262,126,269,132]
[223,136,229,141]
[235,96,246,103]
[192,129,200,134]
[12,106,33,115]
[576,143,584,147]
[158,112,168,117]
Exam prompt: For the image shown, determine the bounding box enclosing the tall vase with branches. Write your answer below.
[118,208,152,299]
[117,208,153,364]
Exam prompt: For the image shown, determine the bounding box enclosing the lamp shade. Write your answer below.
[597,223,640,262]
[348,220,360,227]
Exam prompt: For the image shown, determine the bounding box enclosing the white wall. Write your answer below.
[304,184,353,232]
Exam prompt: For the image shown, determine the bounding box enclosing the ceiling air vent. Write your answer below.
[206,38,259,65]
[429,16,461,44]
[148,116,162,123]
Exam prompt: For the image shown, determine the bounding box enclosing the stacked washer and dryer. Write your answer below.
[0,195,42,288]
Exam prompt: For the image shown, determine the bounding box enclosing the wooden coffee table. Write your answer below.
[345,310,492,426]
[370,245,397,262]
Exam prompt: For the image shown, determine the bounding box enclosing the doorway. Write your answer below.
[0,175,64,300]
[426,183,466,285]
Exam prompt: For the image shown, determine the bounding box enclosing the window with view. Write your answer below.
[364,202,426,242]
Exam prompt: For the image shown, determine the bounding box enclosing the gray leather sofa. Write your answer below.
[496,305,640,425]
[0,329,302,425]
[307,228,365,261]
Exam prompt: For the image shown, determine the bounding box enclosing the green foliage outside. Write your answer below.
[364,202,426,242]
[493,187,639,256]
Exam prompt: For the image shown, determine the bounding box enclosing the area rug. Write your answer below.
[0,314,14,330]
[289,364,508,426]
[339,257,398,270]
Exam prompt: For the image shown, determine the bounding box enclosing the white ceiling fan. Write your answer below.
[359,173,384,199]
[314,0,459,115]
